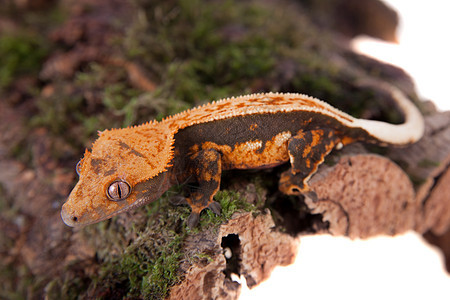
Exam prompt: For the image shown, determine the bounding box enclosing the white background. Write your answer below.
[240,1,450,299]
[354,0,450,111]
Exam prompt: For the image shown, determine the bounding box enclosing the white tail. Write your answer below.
[352,83,424,145]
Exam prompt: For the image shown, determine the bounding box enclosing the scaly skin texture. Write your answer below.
[61,88,424,228]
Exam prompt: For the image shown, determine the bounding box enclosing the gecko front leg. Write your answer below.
[279,129,341,199]
[183,148,223,227]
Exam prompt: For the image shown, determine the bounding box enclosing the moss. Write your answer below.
[0,263,35,300]
[44,269,91,300]
[248,176,270,208]
[85,222,184,298]
[124,0,277,104]
[74,185,258,299]
[31,89,85,136]
[31,63,129,138]
[30,63,161,148]
[80,197,183,298]
[0,184,36,299]
[409,174,426,188]
[98,233,184,299]
[195,190,257,230]
[418,159,440,168]
[141,235,184,298]
[0,34,48,90]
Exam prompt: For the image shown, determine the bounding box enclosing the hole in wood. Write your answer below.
[221,234,241,279]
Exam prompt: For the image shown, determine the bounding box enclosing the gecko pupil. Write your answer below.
[107,180,131,201]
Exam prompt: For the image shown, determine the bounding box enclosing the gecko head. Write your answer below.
[61,124,174,227]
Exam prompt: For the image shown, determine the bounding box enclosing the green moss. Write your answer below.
[409,174,426,188]
[124,0,277,104]
[194,190,257,230]
[31,90,85,135]
[30,63,160,148]
[418,159,440,168]
[44,269,91,300]
[0,185,36,299]
[141,235,184,298]
[0,34,48,89]
[75,185,258,298]
[79,195,181,299]
[0,263,35,300]
[86,226,183,298]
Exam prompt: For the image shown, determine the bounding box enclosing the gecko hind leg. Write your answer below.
[279,129,340,200]
[185,148,223,228]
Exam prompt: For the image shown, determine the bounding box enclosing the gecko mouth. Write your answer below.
[60,203,131,227]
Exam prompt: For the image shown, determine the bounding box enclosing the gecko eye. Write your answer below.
[107,180,131,201]
[76,160,82,176]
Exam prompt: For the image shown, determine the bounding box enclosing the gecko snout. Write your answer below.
[60,205,79,227]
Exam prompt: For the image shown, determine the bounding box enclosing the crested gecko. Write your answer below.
[61,83,424,228]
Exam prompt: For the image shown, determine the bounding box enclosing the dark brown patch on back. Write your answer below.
[174,111,366,155]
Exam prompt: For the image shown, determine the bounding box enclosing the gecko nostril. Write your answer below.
[61,206,80,227]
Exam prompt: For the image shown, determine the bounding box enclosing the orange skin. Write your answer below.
[61,90,423,228]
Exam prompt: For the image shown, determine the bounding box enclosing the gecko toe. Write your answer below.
[186,212,200,228]
[208,201,222,215]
